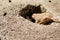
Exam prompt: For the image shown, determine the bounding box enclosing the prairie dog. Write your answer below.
[32,12,53,24]
[32,12,60,24]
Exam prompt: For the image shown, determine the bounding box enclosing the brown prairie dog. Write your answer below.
[32,12,60,24]
[32,12,53,24]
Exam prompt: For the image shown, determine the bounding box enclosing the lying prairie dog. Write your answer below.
[32,12,53,24]
[32,12,60,24]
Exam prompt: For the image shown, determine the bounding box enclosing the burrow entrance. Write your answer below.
[19,4,53,25]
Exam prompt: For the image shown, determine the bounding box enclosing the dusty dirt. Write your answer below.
[0,0,60,40]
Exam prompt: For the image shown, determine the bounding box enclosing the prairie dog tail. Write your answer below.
[51,16,60,23]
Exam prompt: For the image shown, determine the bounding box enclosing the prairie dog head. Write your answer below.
[32,13,41,19]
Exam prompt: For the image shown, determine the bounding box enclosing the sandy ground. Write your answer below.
[0,0,60,40]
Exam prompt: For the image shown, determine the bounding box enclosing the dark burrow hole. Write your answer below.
[3,12,7,16]
[49,0,51,3]
[9,0,11,3]
[19,4,53,25]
